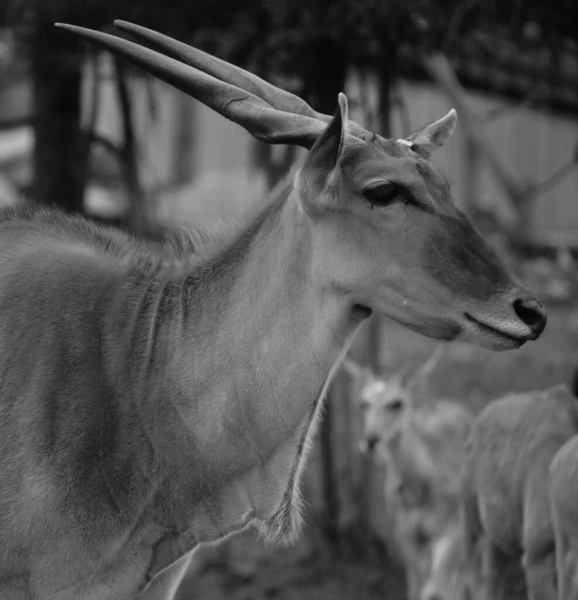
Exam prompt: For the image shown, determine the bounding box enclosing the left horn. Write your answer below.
[112,21,377,144]
[55,23,326,148]
[114,20,323,122]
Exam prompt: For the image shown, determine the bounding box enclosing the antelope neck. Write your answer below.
[168,183,357,455]
[122,179,366,580]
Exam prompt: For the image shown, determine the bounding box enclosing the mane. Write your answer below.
[166,169,294,264]
[0,173,294,281]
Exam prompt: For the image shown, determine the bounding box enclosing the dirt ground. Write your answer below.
[176,530,406,600]
[175,298,578,600]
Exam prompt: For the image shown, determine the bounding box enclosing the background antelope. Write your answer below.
[550,433,578,600]
[344,347,473,505]
[458,382,578,600]
[550,373,578,600]
[344,348,473,600]
[0,19,547,600]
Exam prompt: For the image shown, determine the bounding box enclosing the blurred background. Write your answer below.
[1,0,578,598]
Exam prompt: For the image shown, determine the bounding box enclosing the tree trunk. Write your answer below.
[114,58,148,237]
[344,53,396,561]
[252,142,297,190]
[250,58,297,190]
[301,38,347,117]
[174,96,195,186]
[30,24,86,213]
[463,132,482,217]
[300,37,348,554]
[364,55,393,550]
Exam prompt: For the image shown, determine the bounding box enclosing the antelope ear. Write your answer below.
[406,346,444,396]
[395,364,414,389]
[342,357,375,384]
[413,346,444,382]
[298,92,348,214]
[399,109,457,159]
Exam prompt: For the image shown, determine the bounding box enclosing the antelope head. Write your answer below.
[344,348,443,455]
[56,21,547,351]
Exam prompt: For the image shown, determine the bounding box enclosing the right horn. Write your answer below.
[113,21,379,144]
[55,23,326,148]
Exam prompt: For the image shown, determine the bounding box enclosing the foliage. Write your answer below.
[232,0,578,82]
[0,0,576,68]
[3,0,577,95]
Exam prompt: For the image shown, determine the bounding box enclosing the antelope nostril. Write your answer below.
[512,296,547,338]
[366,435,380,451]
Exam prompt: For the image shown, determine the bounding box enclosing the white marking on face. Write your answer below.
[364,380,387,399]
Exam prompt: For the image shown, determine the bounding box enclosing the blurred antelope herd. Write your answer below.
[343,348,578,600]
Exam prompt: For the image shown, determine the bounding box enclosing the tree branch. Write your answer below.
[482,85,547,124]
[424,53,578,246]
[424,53,526,226]
[82,130,123,160]
[394,83,412,136]
[527,158,578,199]
[113,56,149,236]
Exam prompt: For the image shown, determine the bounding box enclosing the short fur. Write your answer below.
[0,196,338,600]
[460,384,578,600]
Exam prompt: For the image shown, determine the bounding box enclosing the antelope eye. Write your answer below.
[387,399,404,411]
[363,184,407,207]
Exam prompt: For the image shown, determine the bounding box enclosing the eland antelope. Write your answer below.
[461,383,578,600]
[0,19,547,600]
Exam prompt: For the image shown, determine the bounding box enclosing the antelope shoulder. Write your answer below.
[549,430,578,600]
[0,208,168,599]
[550,422,578,537]
[466,384,578,549]
[457,382,578,600]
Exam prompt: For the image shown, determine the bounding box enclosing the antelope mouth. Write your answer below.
[464,313,529,348]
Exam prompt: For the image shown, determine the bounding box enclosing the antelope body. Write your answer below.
[380,397,473,509]
[550,429,578,600]
[346,350,473,508]
[345,351,474,600]
[460,384,578,600]
[0,19,547,600]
